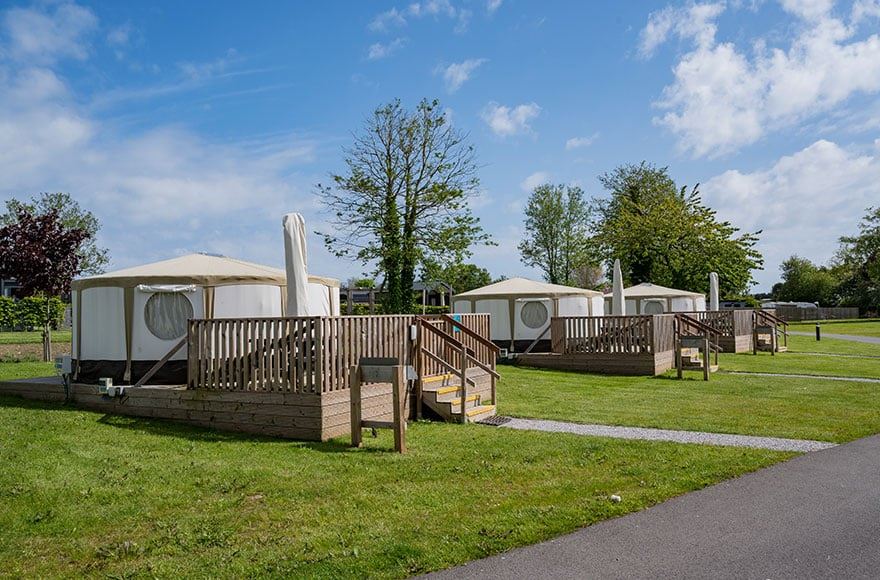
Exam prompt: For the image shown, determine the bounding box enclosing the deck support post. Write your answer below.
[460,343,468,424]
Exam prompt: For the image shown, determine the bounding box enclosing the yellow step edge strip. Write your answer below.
[435,385,463,395]
[447,395,479,405]
[466,405,495,417]
[422,374,454,384]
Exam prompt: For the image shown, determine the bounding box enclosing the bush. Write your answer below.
[0,296,15,328]
[0,296,67,331]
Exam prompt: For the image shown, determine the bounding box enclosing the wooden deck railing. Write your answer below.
[187,313,492,393]
[680,310,755,338]
[551,315,675,355]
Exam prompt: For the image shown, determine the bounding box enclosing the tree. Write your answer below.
[318,99,491,313]
[772,255,838,304]
[423,261,492,294]
[590,162,763,297]
[2,192,109,275]
[834,207,880,313]
[519,184,594,285]
[0,207,89,360]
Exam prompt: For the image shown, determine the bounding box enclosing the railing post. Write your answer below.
[415,321,423,420]
[350,365,362,448]
[460,343,468,424]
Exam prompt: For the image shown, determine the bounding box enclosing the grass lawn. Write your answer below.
[0,392,790,578]
[499,364,880,443]
[0,330,71,345]
[718,348,880,379]
[784,333,879,357]
[788,318,880,338]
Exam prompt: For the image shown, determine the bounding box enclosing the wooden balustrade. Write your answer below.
[551,315,675,355]
[187,313,493,393]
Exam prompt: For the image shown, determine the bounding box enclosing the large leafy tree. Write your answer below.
[771,255,838,304]
[519,183,594,285]
[591,162,763,296]
[2,192,109,275]
[834,207,880,312]
[0,207,90,360]
[318,99,491,313]
[423,261,492,294]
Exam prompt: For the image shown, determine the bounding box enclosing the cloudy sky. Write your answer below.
[1,0,878,291]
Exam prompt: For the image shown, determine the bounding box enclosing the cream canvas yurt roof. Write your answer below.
[456,277,602,298]
[604,282,703,298]
[72,253,339,291]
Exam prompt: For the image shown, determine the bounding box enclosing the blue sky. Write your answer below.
[1,0,879,291]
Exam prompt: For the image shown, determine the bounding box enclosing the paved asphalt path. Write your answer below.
[429,434,880,580]
[790,330,880,345]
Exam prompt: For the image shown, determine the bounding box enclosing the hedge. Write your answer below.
[0,296,67,331]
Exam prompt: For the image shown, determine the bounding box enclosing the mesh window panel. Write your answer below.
[144,292,194,340]
[520,301,549,329]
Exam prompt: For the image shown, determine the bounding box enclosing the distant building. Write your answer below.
[0,279,22,298]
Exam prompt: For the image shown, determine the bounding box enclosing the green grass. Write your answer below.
[789,319,880,338]
[718,348,880,379]
[0,395,789,578]
[785,333,879,357]
[0,361,54,381]
[499,364,880,443]
[0,331,71,345]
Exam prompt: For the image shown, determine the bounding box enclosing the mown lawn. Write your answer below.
[0,392,790,579]
[783,333,879,357]
[499,363,880,443]
[0,330,71,345]
[789,318,880,338]
[718,347,880,379]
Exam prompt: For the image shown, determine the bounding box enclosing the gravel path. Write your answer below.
[500,418,834,452]
[724,371,880,383]
[790,330,880,345]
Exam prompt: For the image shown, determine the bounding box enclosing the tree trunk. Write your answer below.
[43,295,52,362]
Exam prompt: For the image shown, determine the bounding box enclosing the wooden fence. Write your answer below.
[187,313,492,393]
[551,315,675,355]
[773,306,859,321]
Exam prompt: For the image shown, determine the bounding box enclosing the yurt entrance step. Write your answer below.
[419,370,496,423]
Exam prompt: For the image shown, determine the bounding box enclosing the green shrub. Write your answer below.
[1,296,67,330]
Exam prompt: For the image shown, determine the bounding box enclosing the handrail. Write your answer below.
[419,319,473,355]
[440,314,501,353]
[756,309,789,332]
[420,348,477,386]
[465,353,501,379]
[675,313,721,341]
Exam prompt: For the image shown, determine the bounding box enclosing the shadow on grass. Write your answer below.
[0,394,384,454]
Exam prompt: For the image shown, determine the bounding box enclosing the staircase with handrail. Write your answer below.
[674,313,721,380]
[415,315,500,423]
[753,310,789,355]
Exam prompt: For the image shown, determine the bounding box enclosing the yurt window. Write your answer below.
[520,301,549,329]
[144,293,193,340]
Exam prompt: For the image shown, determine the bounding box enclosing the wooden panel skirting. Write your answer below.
[516,351,675,376]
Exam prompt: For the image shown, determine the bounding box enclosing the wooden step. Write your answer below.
[462,404,496,421]
[682,363,718,372]
[422,373,454,385]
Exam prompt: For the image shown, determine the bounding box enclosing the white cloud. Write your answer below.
[367,37,407,60]
[368,7,407,32]
[368,0,468,33]
[565,133,599,150]
[481,101,541,136]
[2,2,98,64]
[702,139,880,288]
[178,48,240,80]
[638,2,724,59]
[520,171,550,192]
[439,58,486,92]
[106,23,131,47]
[644,1,880,157]
[487,0,504,14]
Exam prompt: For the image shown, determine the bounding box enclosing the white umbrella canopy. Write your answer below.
[612,259,625,316]
[709,272,720,311]
[283,213,310,317]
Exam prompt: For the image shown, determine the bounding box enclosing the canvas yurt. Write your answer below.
[603,282,706,315]
[452,278,604,352]
[71,253,340,384]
